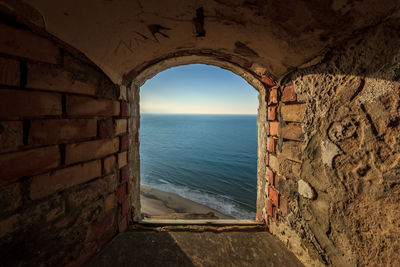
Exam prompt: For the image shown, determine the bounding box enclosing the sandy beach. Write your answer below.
[140,185,234,220]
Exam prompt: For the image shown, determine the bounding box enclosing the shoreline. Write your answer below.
[140,185,234,220]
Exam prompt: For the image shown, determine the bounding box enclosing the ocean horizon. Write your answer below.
[140,112,257,115]
[139,113,258,219]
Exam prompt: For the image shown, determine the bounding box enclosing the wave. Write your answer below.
[140,114,258,220]
[157,178,171,184]
[141,180,256,219]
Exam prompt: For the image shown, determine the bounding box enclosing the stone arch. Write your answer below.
[127,54,269,222]
[132,55,265,90]
[1,2,400,266]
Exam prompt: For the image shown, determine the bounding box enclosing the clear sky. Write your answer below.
[140,64,258,114]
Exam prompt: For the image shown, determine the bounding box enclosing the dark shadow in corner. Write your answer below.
[87,232,195,267]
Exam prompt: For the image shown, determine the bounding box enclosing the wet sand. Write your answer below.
[140,185,234,219]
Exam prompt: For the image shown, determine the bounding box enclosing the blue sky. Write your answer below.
[140,64,258,114]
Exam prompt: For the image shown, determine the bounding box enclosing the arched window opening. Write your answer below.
[139,64,259,222]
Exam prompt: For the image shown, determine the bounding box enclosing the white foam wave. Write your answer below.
[157,178,171,184]
[141,181,256,219]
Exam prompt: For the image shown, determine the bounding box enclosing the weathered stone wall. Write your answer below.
[265,19,400,266]
[0,20,132,265]
[1,4,399,267]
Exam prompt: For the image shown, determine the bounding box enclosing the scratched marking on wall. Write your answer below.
[114,24,171,55]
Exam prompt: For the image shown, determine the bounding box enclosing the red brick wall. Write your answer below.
[0,21,130,266]
[0,14,305,266]
[264,82,305,223]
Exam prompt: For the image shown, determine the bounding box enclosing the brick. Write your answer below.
[280,141,302,162]
[103,155,116,174]
[118,152,127,169]
[120,166,128,183]
[120,135,129,151]
[0,57,20,86]
[0,146,60,182]
[0,182,22,214]
[269,186,279,206]
[0,23,59,64]
[279,195,288,216]
[266,168,275,187]
[0,89,61,118]
[66,95,120,116]
[267,106,277,121]
[29,119,97,145]
[30,160,101,199]
[267,137,276,153]
[121,102,129,117]
[99,119,114,138]
[26,63,96,95]
[269,154,279,173]
[268,86,278,104]
[269,121,279,136]
[115,119,128,136]
[281,104,306,122]
[266,199,274,217]
[104,193,116,212]
[116,183,127,203]
[118,215,128,232]
[281,85,297,102]
[65,138,119,164]
[271,206,276,220]
[126,180,131,194]
[281,123,303,140]
[0,121,23,153]
[121,197,129,216]
[127,207,132,221]
[261,76,276,87]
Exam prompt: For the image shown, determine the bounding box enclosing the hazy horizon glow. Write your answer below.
[140,64,258,115]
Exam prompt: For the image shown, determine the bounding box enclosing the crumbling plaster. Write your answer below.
[272,19,400,266]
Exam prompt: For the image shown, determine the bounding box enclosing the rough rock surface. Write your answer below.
[1,1,400,267]
[298,180,315,199]
[282,19,400,266]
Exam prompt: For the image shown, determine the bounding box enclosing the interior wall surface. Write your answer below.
[0,20,131,266]
[0,2,399,267]
[2,0,399,84]
[265,19,400,267]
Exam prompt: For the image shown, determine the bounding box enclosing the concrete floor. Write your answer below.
[89,230,304,267]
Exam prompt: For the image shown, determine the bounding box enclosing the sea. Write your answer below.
[139,113,257,219]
